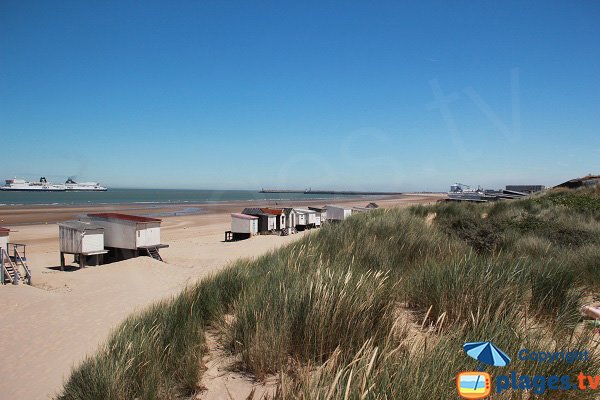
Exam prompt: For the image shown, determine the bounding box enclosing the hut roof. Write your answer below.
[87,213,161,223]
[325,205,351,210]
[0,227,9,233]
[231,213,258,220]
[295,208,316,214]
[261,208,284,215]
[59,220,104,231]
[241,208,264,215]
[366,202,380,209]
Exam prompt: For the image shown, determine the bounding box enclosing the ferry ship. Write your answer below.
[1,177,107,192]
[64,178,107,191]
[1,177,66,191]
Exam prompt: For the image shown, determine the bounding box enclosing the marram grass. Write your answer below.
[58,187,600,399]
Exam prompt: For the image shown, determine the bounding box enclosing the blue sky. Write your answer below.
[1,1,599,191]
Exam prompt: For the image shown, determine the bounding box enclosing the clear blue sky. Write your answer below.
[1,1,598,191]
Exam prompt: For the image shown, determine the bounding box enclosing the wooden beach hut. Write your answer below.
[308,207,326,226]
[242,208,277,234]
[261,208,287,232]
[58,220,108,269]
[294,208,318,229]
[281,208,298,234]
[228,213,259,241]
[86,213,168,262]
[325,205,352,222]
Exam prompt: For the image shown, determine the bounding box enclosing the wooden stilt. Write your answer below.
[60,252,65,271]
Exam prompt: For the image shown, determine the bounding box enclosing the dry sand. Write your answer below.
[0,194,441,399]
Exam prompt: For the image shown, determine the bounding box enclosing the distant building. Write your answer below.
[555,175,600,189]
[505,185,545,193]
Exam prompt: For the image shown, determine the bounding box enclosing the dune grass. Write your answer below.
[58,186,600,399]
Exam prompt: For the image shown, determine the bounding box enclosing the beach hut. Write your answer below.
[281,208,299,234]
[295,208,318,229]
[242,208,277,234]
[351,207,371,214]
[0,227,8,253]
[58,220,108,269]
[229,213,259,240]
[86,213,168,262]
[325,205,352,222]
[261,208,287,231]
[308,207,327,226]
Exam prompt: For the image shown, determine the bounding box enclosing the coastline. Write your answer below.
[0,193,437,225]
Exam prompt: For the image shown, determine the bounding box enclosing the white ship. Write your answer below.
[1,177,107,192]
[64,178,107,191]
[1,177,66,191]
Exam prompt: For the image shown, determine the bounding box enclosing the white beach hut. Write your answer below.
[282,208,299,234]
[308,207,326,226]
[58,220,108,268]
[295,208,318,229]
[261,208,287,231]
[242,208,277,234]
[325,205,352,222]
[86,213,167,261]
[229,213,259,240]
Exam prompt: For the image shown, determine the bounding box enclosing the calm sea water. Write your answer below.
[0,188,376,207]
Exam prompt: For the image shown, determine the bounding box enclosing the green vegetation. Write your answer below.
[58,186,600,399]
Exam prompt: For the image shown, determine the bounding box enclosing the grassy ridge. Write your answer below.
[58,187,600,399]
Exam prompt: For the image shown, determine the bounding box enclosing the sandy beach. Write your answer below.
[0,194,440,400]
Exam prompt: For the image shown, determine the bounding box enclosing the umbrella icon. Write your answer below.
[463,341,511,368]
[461,342,510,398]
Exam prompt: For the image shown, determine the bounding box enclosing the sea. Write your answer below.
[0,188,380,207]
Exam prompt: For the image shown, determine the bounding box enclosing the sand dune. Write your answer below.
[0,195,440,399]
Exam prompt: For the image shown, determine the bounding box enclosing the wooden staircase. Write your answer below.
[145,247,163,262]
[1,246,31,285]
